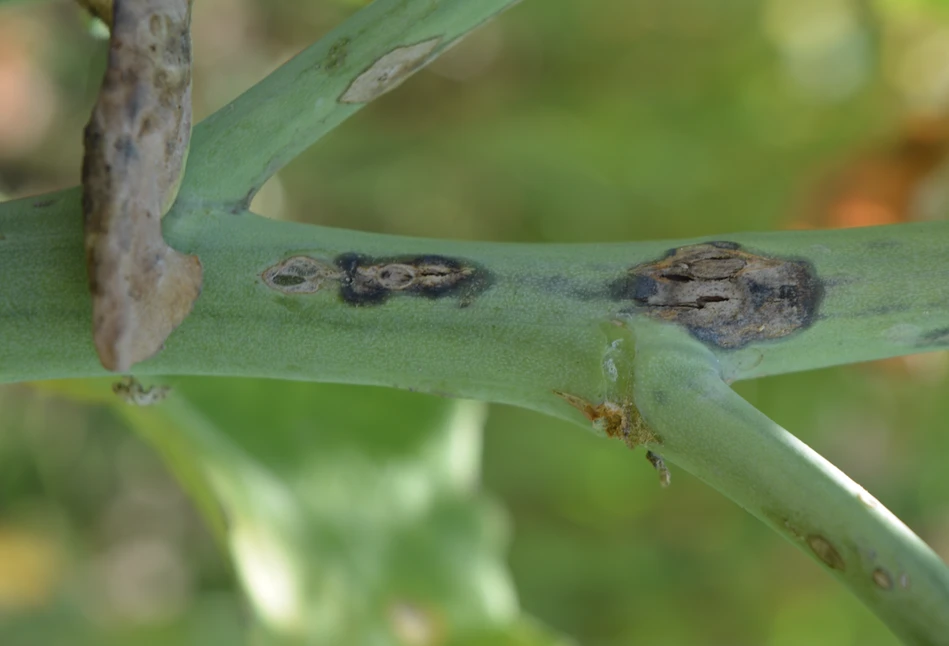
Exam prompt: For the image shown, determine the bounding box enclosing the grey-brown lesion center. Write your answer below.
[611,242,822,348]
[262,252,492,307]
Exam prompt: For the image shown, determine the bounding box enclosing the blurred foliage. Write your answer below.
[2,0,949,645]
[30,378,545,646]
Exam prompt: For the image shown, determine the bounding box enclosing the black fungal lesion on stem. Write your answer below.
[262,252,492,306]
[335,253,492,306]
[610,242,823,349]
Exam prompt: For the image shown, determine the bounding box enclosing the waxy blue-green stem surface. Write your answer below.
[2,0,949,641]
[3,192,949,643]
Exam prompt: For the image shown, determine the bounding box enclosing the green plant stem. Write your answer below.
[5,0,947,641]
[1,191,947,406]
[181,0,522,206]
[3,185,949,646]
[630,318,949,645]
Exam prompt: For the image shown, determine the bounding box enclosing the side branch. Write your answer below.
[180,0,522,207]
[630,320,949,645]
[0,195,947,402]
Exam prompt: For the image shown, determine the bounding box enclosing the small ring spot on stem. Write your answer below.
[262,256,340,294]
[806,534,845,571]
[872,567,893,590]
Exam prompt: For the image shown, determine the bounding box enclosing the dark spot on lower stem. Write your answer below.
[335,252,492,306]
[611,242,822,348]
[872,567,893,590]
[807,534,845,571]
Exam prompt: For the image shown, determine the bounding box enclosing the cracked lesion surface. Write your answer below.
[612,242,822,348]
[261,253,492,306]
[336,253,490,306]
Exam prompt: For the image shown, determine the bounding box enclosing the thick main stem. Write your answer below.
[3,188,948,645]
[2,189,948,421]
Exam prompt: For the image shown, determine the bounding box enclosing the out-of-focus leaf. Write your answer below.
[0,596,248,646]
[40,377,570,645]
[36,379,227,545]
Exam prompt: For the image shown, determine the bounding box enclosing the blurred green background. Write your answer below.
[2,0,949,644]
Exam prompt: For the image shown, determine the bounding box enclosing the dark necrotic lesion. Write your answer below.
[611,242,823,348]
[335,253,492,306]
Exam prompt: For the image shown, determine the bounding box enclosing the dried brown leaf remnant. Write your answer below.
[553,391,657,449]
[82,0,201,372]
